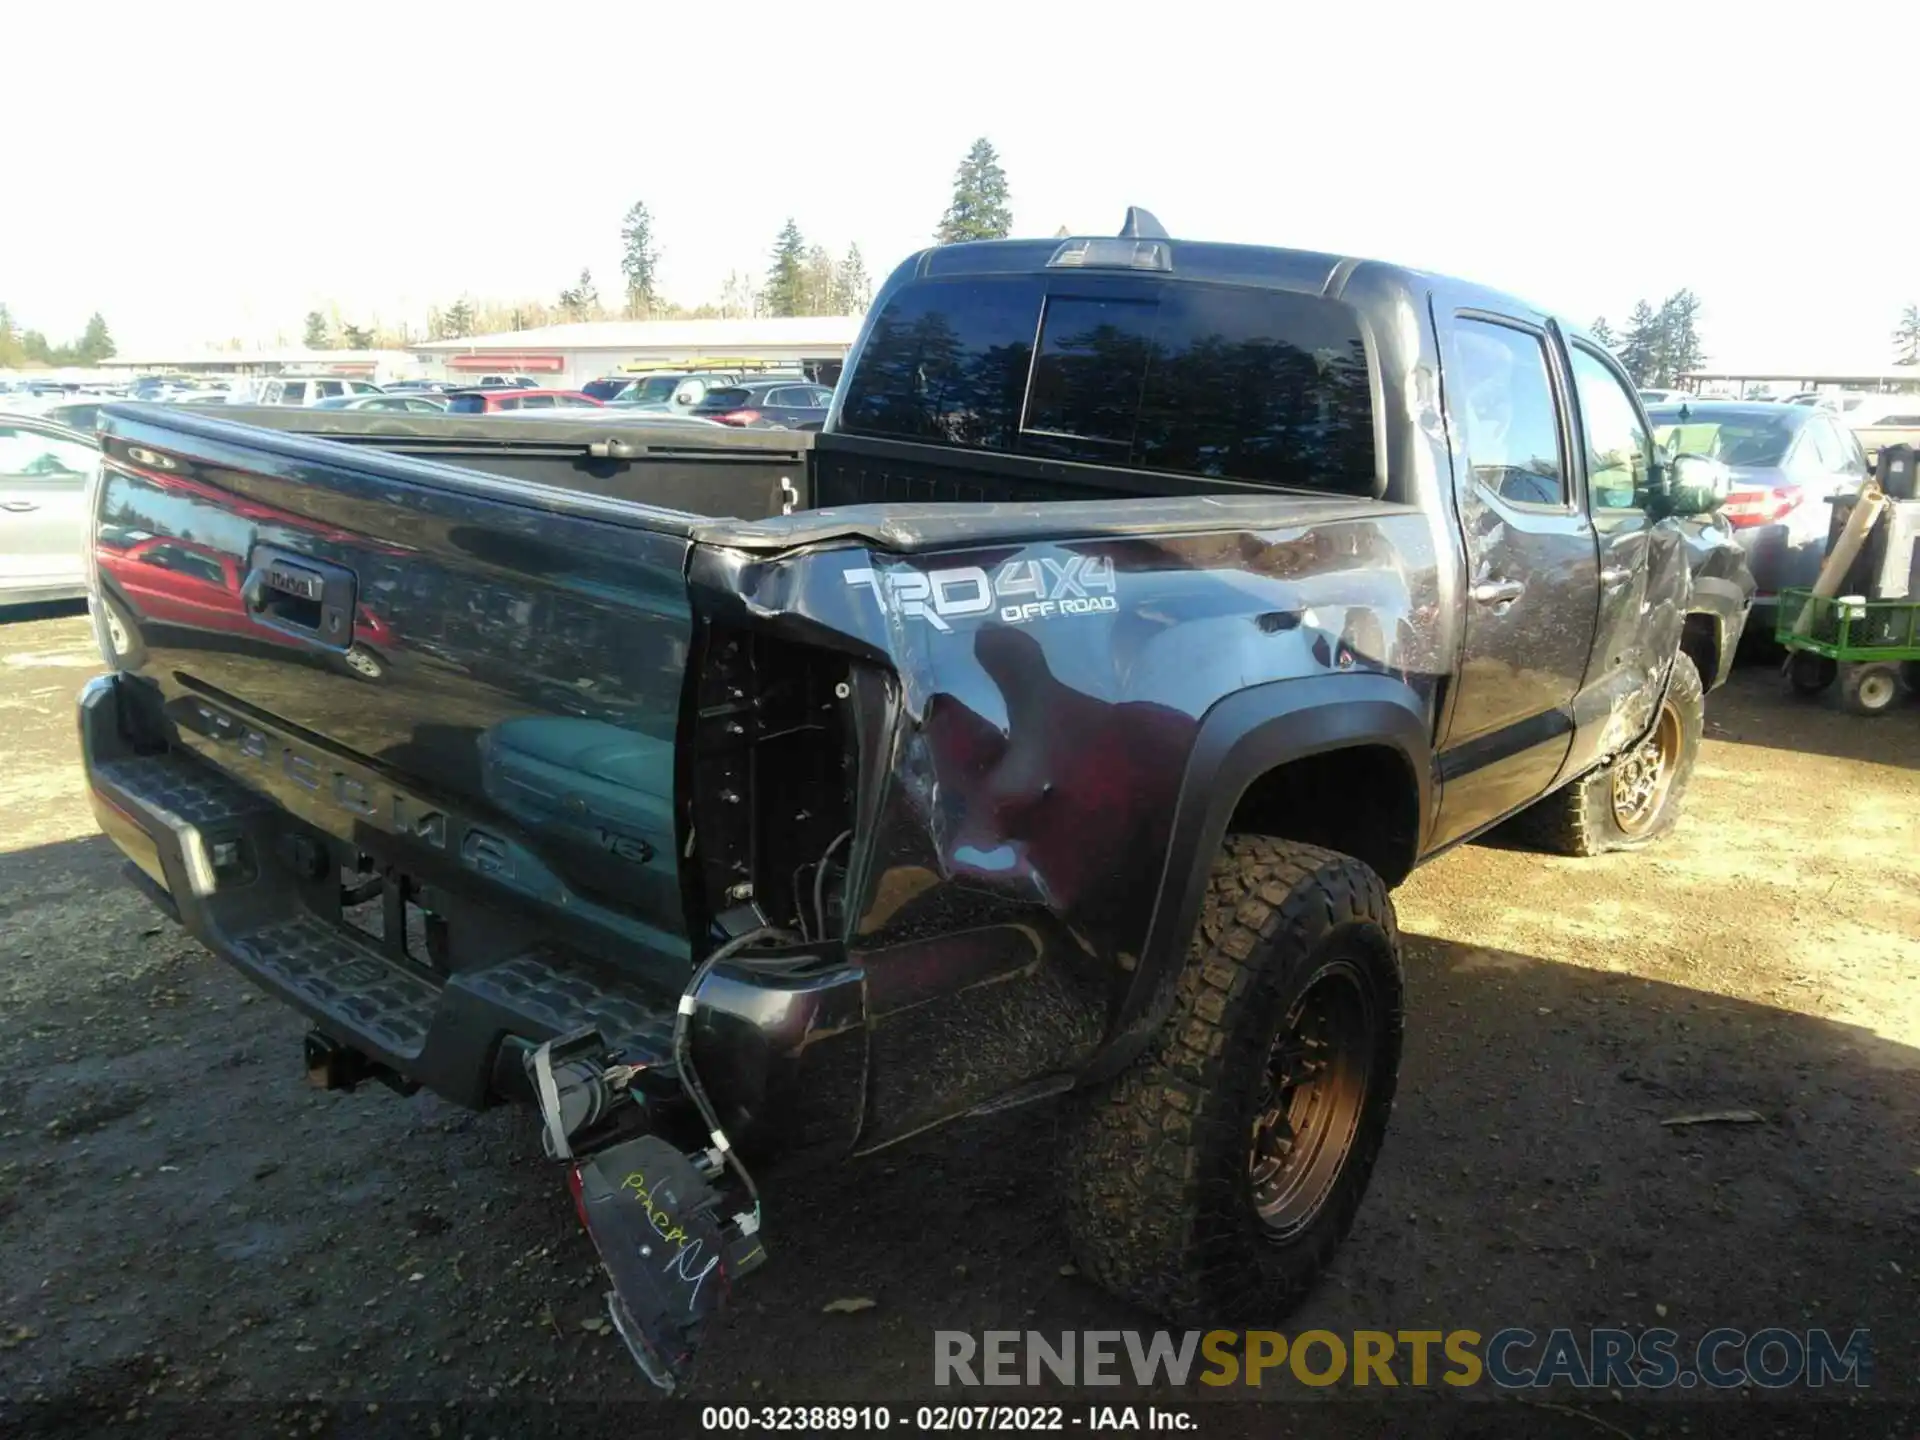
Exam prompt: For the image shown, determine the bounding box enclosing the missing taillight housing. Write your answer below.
[1719,485,1803,529]
[687,626,857,938]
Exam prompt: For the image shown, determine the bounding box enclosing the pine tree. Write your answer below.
[833,245,871,314]
[340,324,374,350]
[1894,302,1920,365]
[799,245,837,316]
[1589,317,1616,351]
[303,311,331,349]
[935,138,1012,244]
[441,298,476,339]
[0,304,22,368]
[764,220,808,317]
[1653,289,1705,387]
[559,268,602,321]
[620,201,660,319]
[1618,300,1659,385]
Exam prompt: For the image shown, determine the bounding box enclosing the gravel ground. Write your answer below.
[1,606,1917,1437]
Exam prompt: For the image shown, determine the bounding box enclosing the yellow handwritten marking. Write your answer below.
[619,1170,689,1248]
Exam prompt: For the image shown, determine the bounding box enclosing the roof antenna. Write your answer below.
[1119,207,1168,240]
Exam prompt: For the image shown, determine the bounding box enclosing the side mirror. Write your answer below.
[1664,452,1731,517]
[674,387,700,407]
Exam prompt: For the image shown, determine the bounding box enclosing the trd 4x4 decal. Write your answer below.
[844,556,1118,632]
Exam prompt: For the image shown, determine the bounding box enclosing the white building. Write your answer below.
[113,348,420,383]
[407,316,865,390]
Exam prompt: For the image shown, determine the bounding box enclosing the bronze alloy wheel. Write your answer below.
[1249,961,1375,1241]
[1610,698,1683,837]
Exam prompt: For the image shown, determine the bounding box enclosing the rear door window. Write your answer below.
[840,275,1376,494]
[446,394,486,413]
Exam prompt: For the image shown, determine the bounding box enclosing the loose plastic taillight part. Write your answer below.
[718,410,760,426]
[1719,485,1803,529]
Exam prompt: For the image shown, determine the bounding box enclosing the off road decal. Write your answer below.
[845,556,1118,631]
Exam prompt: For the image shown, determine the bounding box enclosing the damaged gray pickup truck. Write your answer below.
[77,213,1750,1388]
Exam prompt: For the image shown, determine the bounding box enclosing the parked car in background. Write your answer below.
[444,388,604,413]
[0,414,96,605]
[1637,387,1691,406]
[245,377,385,406]
[471,374,541,390]
[599,372,743,409]
[689,380,834,429]
[313,393,451,413]
[1649,400,1867,630]
[381,380,461,395]
[1839,394,1920,471]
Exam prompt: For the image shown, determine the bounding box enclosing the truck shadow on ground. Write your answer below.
[2,833,1916,1434]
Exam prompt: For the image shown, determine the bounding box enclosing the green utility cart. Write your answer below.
[1778,588,1920,716]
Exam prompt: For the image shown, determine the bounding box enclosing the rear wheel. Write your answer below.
[1787,651,1838,696]
[1061,837,1404,1324]
[1839,662,1901,717]
[1510,651,1703,856]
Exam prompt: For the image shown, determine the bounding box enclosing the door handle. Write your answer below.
[1601,565,1634,588]
[0,500,39,513]
[1471,578,1524,606]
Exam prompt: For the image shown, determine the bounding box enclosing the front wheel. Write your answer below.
[1510,651,1704,856]
[1061,837,1404,1324]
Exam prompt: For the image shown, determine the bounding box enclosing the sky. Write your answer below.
[7,0,1916,369]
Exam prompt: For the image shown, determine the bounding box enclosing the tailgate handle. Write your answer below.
[588,438,642,459]
[242,546,358,647]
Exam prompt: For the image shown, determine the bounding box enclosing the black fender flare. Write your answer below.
[1685,574,1753,688]
[1087,672,1434,1083]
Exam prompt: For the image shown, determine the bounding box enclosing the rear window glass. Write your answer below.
[581,378,628,400]
[839,276,1376,494]
[702,388,751,408]
[446,394,486,413]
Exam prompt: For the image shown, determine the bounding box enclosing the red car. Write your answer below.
[97,535,397,681]
[443,389,604,414]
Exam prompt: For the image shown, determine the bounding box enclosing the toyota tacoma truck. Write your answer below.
[77,211,1749,1389]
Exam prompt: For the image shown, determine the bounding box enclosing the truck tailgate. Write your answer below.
[92,404,699,981]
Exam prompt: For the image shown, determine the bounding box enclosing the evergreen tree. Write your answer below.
[441,298,476,339]
[1653,289,1705,386]
[1618,300,1660,385]
[302,311,331,349]
[340,323,374,349]
[799,245,837,316]
[935,138,1012,244]
[764,220,808,317]
[0,304,27,369]
[1589,317,1616,351]
[558,268,601,321]
[1894,302,1920,365]
[620,201,660,318]
[833,245,871,314]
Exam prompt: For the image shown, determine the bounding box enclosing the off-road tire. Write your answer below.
[1838,662,1901,717]
[1061,837,1404,1325]
[1510,650,1704,856]
[1787,651,1837,696]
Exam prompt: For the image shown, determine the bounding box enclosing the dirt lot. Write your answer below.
[2,606,1918,1436]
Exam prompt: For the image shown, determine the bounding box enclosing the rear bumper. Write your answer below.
[77,673,678,1108]
[77,674,869,1147]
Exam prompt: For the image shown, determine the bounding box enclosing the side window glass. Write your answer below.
[1568,346,1651,512]
[1451,319,1567,507]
